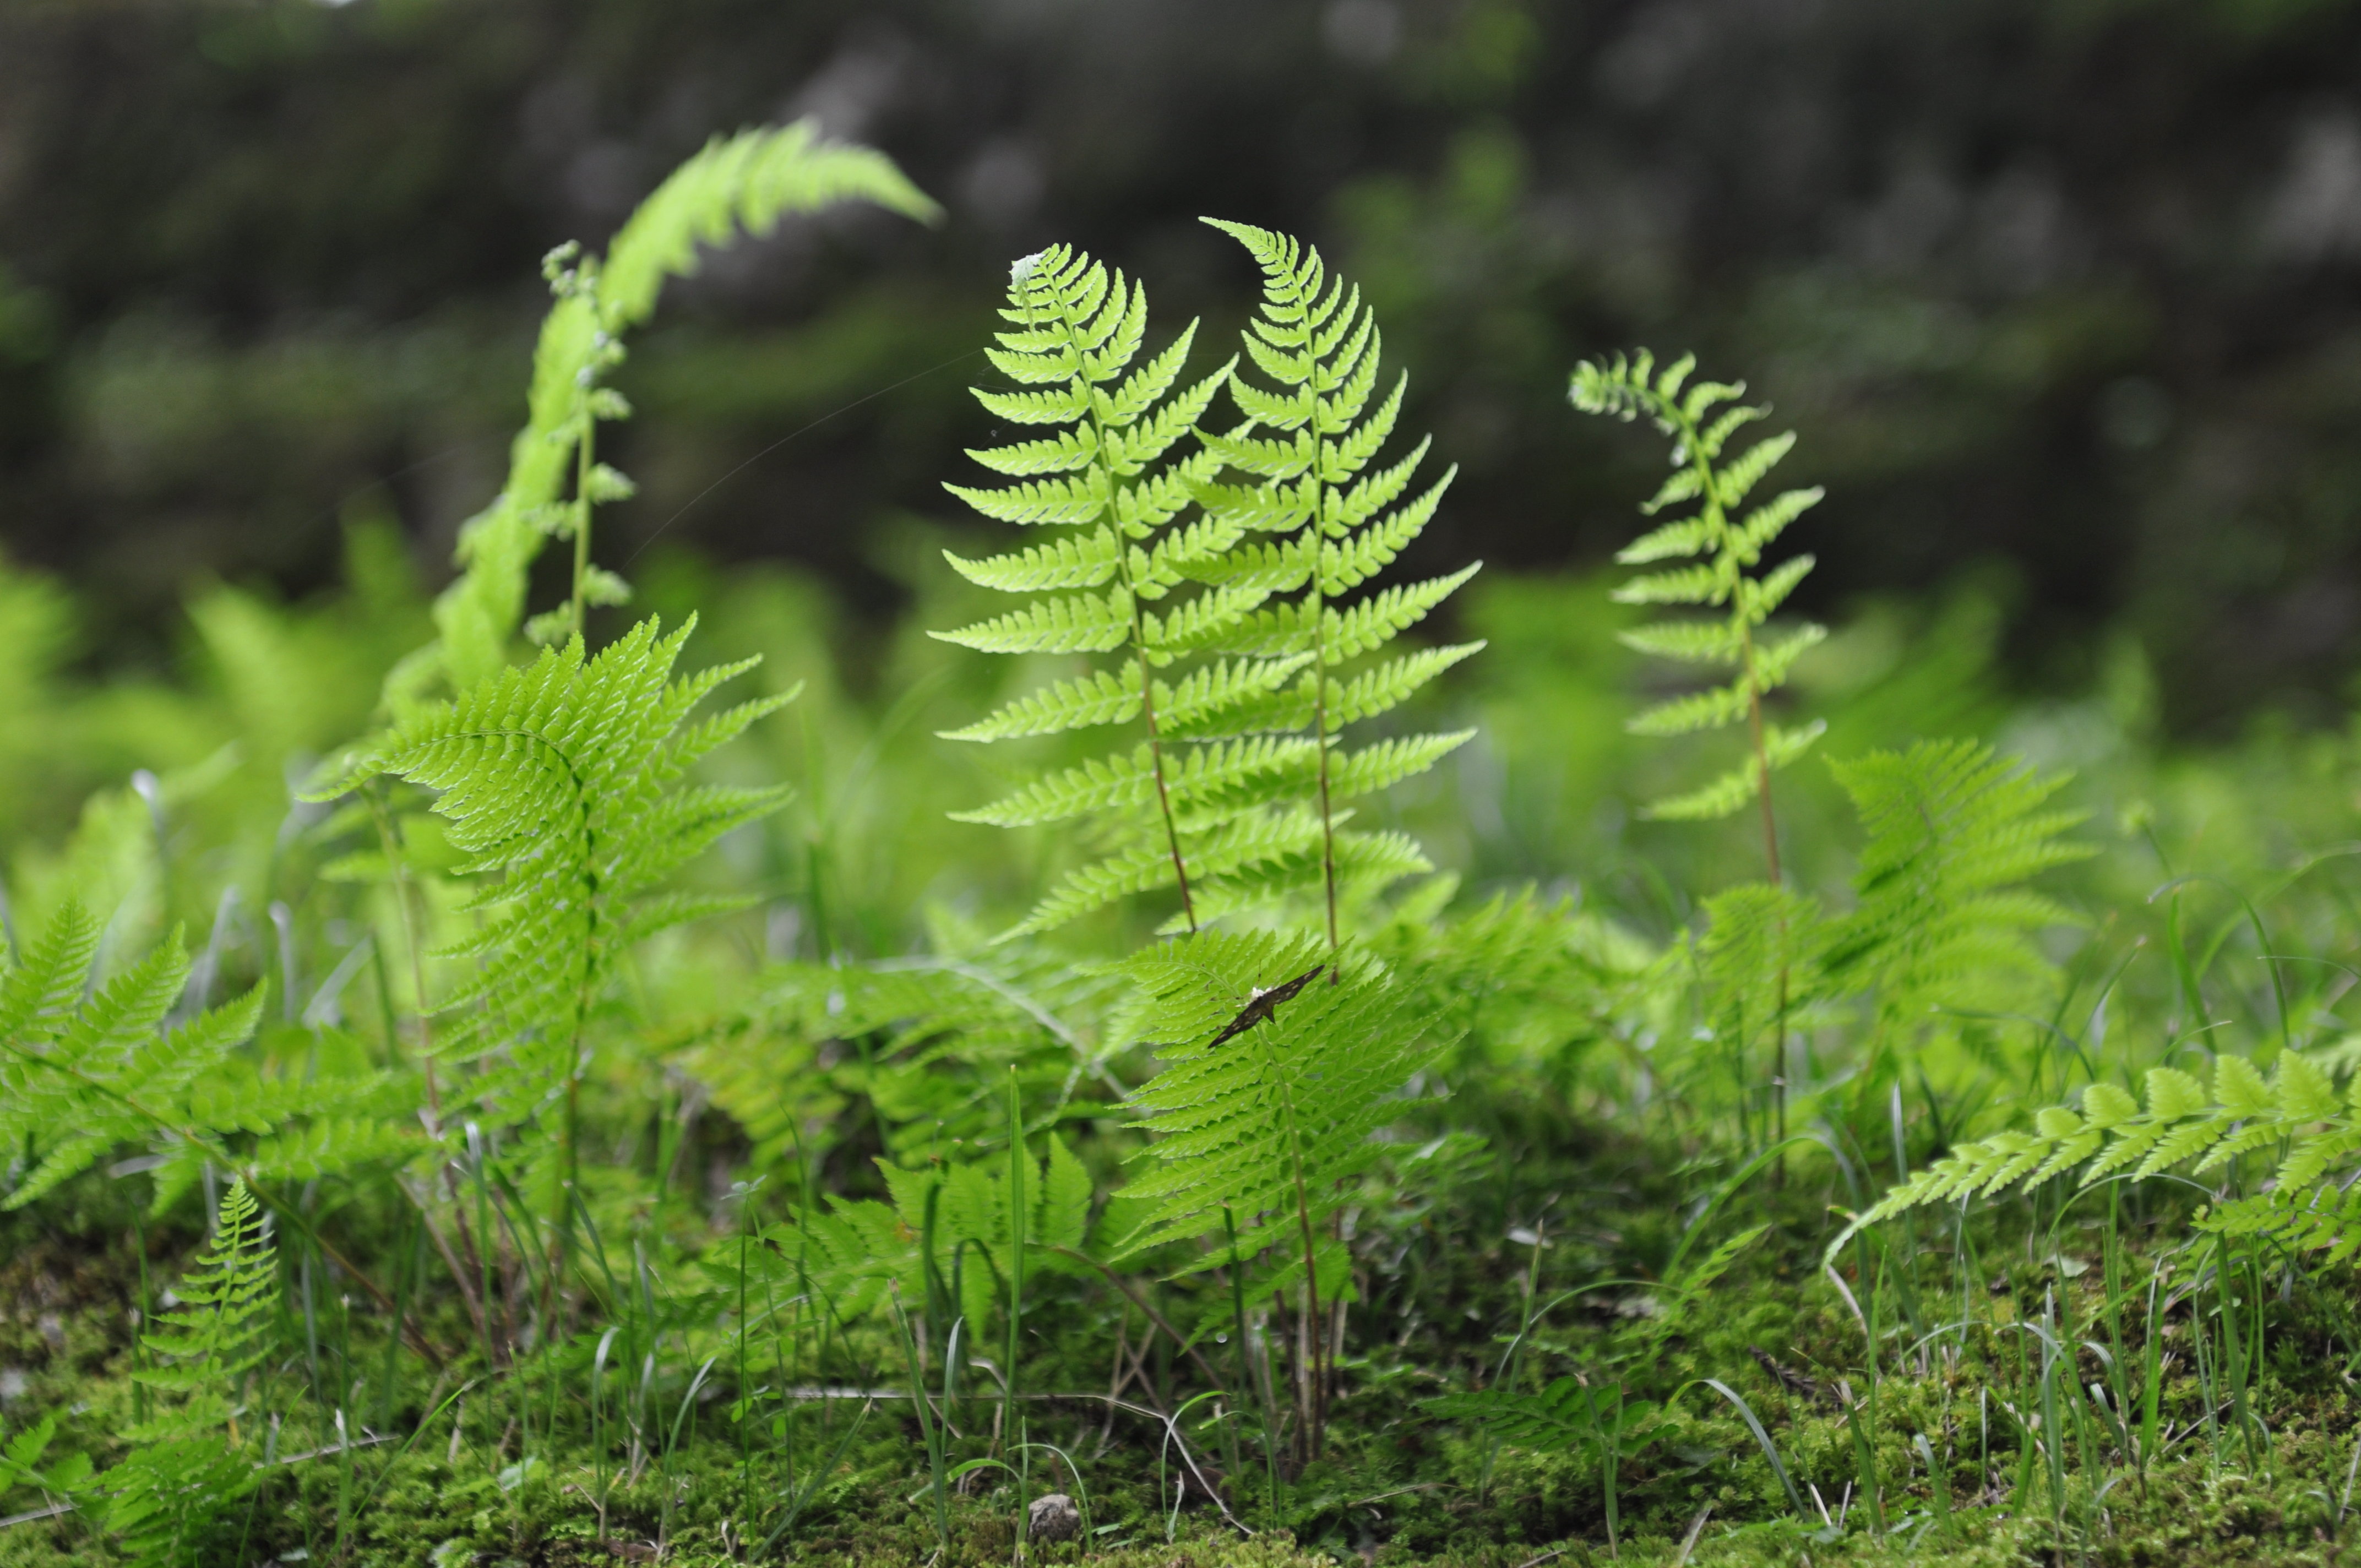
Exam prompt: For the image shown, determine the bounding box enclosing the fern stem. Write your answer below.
[1681,407,1791,1151]
[571,385,595,643]
[1275,1070,1329,1458]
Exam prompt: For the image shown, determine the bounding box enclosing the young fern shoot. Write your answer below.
[1569,352,1826,869]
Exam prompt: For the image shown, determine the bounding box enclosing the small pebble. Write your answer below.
[1028,1492,1080,1542]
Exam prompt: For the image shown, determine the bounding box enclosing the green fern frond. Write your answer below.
[106,1178,276,1568]
[408,121,937,699]
[0,900,401,1211]
[1820,739,2093,1032]
[1834,1049,2353,1257]
[1191,218,1480,942]
[933,243,1242,937]
[934,232,1479,941]
[1114,930,1450,1275]
[308,615,788,1125]
[1571,350,1825,824]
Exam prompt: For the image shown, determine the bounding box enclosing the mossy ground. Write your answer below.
[6,1120,2359,1568]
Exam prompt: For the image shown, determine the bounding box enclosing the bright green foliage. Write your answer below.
[1838,1050,2359,1256]
[1114,932,1446,1289]
[761,1136,1092,1332]
[1193,220,1482,939]
[310,616,791,1122]
[937,231,1480,940]
[0,899,406,1212]
[0,1414,95,1511]
[1820,739,2093,1030]
[415,121,938,698]
[106,1179,276,1568]
[933,242,1243,937]
[1569,351,1825,823]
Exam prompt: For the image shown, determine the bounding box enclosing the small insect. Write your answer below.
[1204,965,1326,1049]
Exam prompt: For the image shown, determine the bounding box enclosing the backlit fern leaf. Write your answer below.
[933,243,1241,938]
[1570,351,1826,822]
[935,233,1480,941]
[1192,220,1483,941]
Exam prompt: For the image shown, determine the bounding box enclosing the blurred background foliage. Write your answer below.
[6,0,2361,731]
[6,0,2361,905]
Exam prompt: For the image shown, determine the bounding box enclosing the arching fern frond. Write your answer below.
[1569,351,1825,831]
[1834,1050,2357,1259]
[406,122,938,700]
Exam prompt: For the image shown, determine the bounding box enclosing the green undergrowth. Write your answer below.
[14,127,2361,1568]
[7,1140,2361,1568]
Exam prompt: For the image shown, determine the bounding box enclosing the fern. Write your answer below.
[1193,220,1483,944]
[692,948,1127,1173]
[1569,351,1825,849]
[936,231,1480,940]
[1836,1049,2358,1259]
[1114,930,1451,1456]
[0,899,408,1212]
[932,242,1239,938]
[411,122,938,698]
[765,1136,1094,1335]
[105,1178,276,1568]
[1820,738,2093,1036]
[307,616,789,1230]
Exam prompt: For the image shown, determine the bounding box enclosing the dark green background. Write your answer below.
[4,0,2359,732]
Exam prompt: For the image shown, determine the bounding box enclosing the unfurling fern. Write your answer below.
[936,229,1480,940]
[307,616,789,1223]
[1569,352,1824,847]
[0,900,411,1212]
[1115,930,1452,1456]
[411,121,938,699]
[1833,1051,2360,1259]
[106,1179,276,1568]
[932,242,1242,938]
